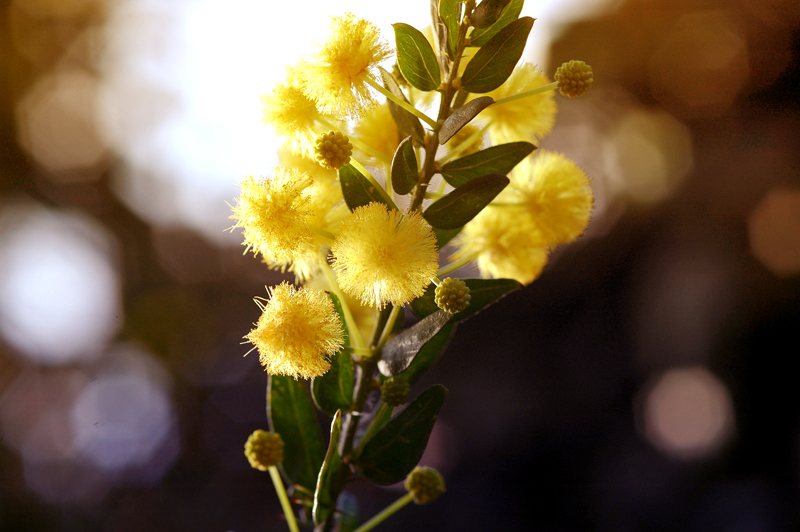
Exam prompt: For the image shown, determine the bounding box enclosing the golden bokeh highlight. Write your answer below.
[748,188,800,277]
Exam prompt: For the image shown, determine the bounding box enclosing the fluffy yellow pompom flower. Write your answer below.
[351,103,400,165]
[230,169,318,274]
[477,63,556,145]
[331,203,438,308]
[260,73,334,157]
[452,208,549,285]
[246,283,344,379]
[508,150,593,246]
[298,13,392,118]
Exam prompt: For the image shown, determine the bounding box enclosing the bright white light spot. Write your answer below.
[642,367,735,460]
[0,205,121,365]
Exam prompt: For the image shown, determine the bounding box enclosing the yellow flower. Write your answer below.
[298,13,392,118]
[277,147,338,188]
[451,208,549,285]
[230,169,321,277]
[331,203,438,308]
[260,72,334,157]
[476,63,556,145]
[246,283,344,379]
[446,124,483,156]
[351,103,399,165]
[507,150,593,245]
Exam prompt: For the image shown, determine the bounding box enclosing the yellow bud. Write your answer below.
[314,131,353,170]
[554,60,593,98]
[244,430,284,471]
[405,466,446,504]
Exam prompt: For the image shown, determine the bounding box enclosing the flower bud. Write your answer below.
[434,277,471,314]
[554,60,593,98]
[405,466,446,504]
[314,131,353,170]
[380,376,411,407]
[244,430,284,471]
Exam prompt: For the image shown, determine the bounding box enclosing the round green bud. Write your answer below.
[380,376,410,407]
[314,131,353,170]
[554,60,594,98]
[405,466,446,504]
[244,430,284,471]
[434,277,471,314]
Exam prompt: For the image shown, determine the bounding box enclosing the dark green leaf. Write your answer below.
[423,174,509,229]
[440,141,535,186]
[471,0,512,28]
[469,0,524,47]
[313,410,343,525]
[438,96,494,144]
[339,164,390,211]
[337,492,360,532]
[378,310,451,377]
[439,0,460,58]
[434,226,462,249]
[462,17,533,93]
[378,66,426,144]
[358,385,448,485]
[396,323,457,385]
[390,137,418,195]
[410,278,523,321]
[393,23,441,92]
[267,375,325,492]
[311,294,354,416]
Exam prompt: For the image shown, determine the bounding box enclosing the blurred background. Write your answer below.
[1,0,799,530]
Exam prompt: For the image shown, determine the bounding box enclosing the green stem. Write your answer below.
[437,249,480,277]
[376,304,403,350]
[306,224,336,241]
[352,493,415,532]
[491,81,558,106]
[349,158,399,211]
[437,119,492,165]
[365,76,438,128]
[353,402,392,457]
[269,466,300,532]
[321,262,365,350]
[425,191,445,200]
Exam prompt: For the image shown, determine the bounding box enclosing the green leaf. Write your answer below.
[439,0,460,58]
[440,141,535,187]
[337,492,360,532]
[311,294,354,416]
[393,23,441,92]
[378,310,451,377]
[378,66,425,144]
[434,226,462,249]
[410,278,523,321]
[390,137,418,195]
[358,385,448,485]
[462,17,533,93]
[438,96,494,144]
[267,375,325,492]
[339,164,391,211]
[396,323,457,385]
[469,0,524,47]
[423,174,509,229]
[313,410,343,525]
[471,0,512,29]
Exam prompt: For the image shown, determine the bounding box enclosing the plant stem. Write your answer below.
[365,76,438,128]
[437,119,492,165]
[491,81,558,106]
[353,401,392,457]
[437,249,480,276]
[321,262,365,350]
[349,158,399,211]
[269,466,300,532]
[352,493,415,532]
[376,303,403,350]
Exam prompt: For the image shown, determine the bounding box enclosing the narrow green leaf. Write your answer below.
[378,310,451,377]
[313,410,343,525]
[393,23,441,92]
[471,0,512,28]
[410,278,523,321]
[462,17,534,93]
[469,0,524,47]
[378,66,425,144]
[396,323,457,385]
[423,174,509,229]
[312,293,354,416]
[438,96,494,144]
[267,375,325,492]
[440,141,535,187]
[434,226,462,249]
[339,164,390,211]
[439,0,460,58]
[358,385,448,485]
[390,137,418,195]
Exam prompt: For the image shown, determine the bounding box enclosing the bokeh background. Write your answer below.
[2,0,800,530]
